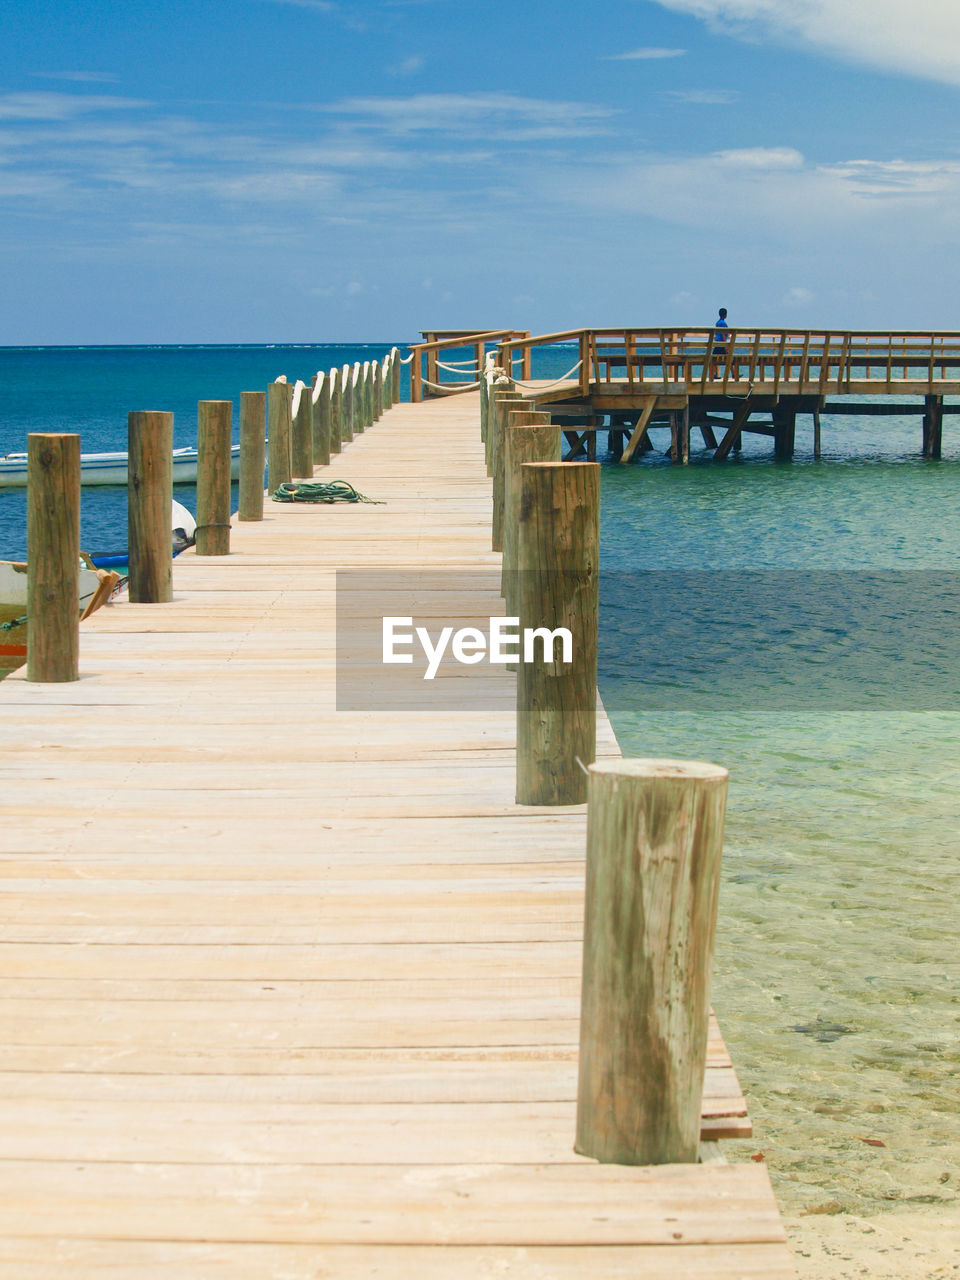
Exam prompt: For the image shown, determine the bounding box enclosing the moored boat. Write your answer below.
[0,444,241,487]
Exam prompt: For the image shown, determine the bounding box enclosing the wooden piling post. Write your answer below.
[329,367,342,454]
[26,433,81,682]
[127,410,173,601]
[238,391,266,521]
[352,364,363,433]
[313,373,331,468]
[501,412,557,611]
[576,758,729,1165]
[196,400,232,556]
[381,357,390,413]
[491,389,525,551]
[923,394,943,458]
[341,364,354,442]
[773,404,797,461]
[291,380,313,479]
[515,461,600,805]
[391,348,401,404]
[373,360,383,422]
[267,379,293,492]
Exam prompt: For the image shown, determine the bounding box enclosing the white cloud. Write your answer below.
[605,46,687,59]
[389,55,425,75]
[649,0,960,86]
[549,145,960,241]
[665,89,739,103]
[783,286,815,305]
[31,72,119,84]
[321,92,617,139]
[0,92,149,121]
[263,0,335,9]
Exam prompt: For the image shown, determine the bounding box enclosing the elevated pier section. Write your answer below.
[0,393,794,1277]
[494,328,960,462]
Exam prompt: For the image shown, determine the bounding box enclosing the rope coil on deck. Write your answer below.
[0,615,26,632]
[271,480,384,504]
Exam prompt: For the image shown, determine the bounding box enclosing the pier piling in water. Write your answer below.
[576,758,728,1165]
[26,432,81,683]
[127,410,174,601]
[515,460,600,806]
[238,391,266,521]
[196,401,233,556]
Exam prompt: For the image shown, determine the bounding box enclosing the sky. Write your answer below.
[1,0,958,343]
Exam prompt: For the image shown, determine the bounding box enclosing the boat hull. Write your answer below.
[0,446,241,487]
[0,561,120,674]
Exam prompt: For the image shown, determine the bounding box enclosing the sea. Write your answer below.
[2,343,957,1267]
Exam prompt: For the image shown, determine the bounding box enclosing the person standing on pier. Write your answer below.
[712,307,732,378]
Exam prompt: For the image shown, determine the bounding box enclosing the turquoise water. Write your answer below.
[2,345,957,1258]
[0,343,405,558]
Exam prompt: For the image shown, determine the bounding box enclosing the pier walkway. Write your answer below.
[0,393,795,1277]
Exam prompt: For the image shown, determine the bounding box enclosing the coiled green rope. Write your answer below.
[271,480,384,505]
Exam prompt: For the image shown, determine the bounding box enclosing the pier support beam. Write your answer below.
[923,394,943,458]
[239,392,266,521]
[128,410,174,599]
[576,758,728,1165]
[516,461,599,806]
[501,412,557,613]
[196,400,233,556]
[773,404,796,461]
[267,380,293,491]
[26,433,81,683]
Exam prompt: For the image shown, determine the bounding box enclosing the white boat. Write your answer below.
[0,444,241,487]
[1,500,196,673]
[1,556,119,671]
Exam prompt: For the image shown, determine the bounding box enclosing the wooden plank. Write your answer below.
[0,1161,786,1244]
[0,1239,800,1280]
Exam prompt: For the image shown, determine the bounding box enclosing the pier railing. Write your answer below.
[408,330,530,401]
[497,328,960,395]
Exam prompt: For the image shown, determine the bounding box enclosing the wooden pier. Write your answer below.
[489,327,960,462]
[0,392,795,1277]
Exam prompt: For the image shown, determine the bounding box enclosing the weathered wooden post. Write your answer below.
[515,462,599,805]
[313,372,331,467]
[364,361,374,428]
[329,367,342,454]
[381,356,391,413]
[128,410,173,602]
[501,413,559,613]
[411,350,423,402]
[486,379,518,480]
[26,433,81,682]
[391,348,401,404]
[238,391,266,521]
[267,379,293,491]
[196,400,232,556]
[491,388,524,550]
[291,380,313,479]
[480,364,489,444]
[576,758,729,1165]
[340,364,354,442]
[373,360,383,422]
[352,363,363,434]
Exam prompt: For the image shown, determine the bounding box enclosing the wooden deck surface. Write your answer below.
[0,392,796,1278]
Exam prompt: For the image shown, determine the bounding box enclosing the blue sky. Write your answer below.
[1,0,958,342]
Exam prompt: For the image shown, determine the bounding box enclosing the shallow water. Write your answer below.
[596,437,960,1271]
